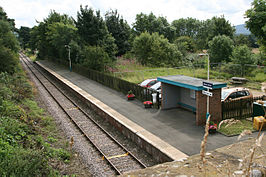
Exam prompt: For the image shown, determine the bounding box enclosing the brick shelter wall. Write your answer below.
[196,89,222,125]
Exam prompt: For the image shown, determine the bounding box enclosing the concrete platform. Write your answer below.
[36,60,257,158]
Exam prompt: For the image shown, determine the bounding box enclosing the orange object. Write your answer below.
[253,116,266,130]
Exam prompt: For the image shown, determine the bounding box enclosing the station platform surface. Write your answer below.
[38,60,257,156]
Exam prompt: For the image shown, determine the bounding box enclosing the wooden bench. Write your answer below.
[230,77,248,84]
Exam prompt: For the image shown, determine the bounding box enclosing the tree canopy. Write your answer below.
[245,0,266,48]
[105,10,131,56]
[133,32,182,66]
[75,6,117,58]
[17,26,31,49]
[133,12,175,42]
[208,35,234,63]
[0,7,19,74]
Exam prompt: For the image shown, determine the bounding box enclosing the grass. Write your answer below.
[0,64,80,176]
[113,57,264,92]
[217,119,255,136]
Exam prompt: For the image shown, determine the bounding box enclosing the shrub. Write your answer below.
[0,141,51,177]
[0,46,19,74]
[230,45,254,76]
[81,45,112,71]
[208,35,234,63]
[133,32,182,67]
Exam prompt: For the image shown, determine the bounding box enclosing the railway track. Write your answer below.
[19,53,147,175]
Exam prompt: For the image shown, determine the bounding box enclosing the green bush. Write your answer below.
[81,45,112,71]
[208,35,234,63]
[133,32,182,67]
[0,141,51,177]
[0,46,19,74]
[0,116,29,146]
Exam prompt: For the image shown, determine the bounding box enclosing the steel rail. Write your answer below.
[20,53,146,175]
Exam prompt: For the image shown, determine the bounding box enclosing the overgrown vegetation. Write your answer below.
[0,8,79,176]
[0,71,73,176]
[113,56,265,89]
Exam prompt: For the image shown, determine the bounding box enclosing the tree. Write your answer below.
[0,46,18,74]
[30,10,77,60]
[195,16,235,49]
[230,45,254,76]
[0,12,19,74]
[105,10,131,56]
[0,7,15,31]
[245,0,266,48]
[233,34,251,47]
[75,6,117,57]
[208,16,235,40]
[46,22,77,60]
[0,21,19,52]
[208,35,234,63]
[81,46,111,71]
[17,26,31,49]
[231,45,254,65]
[171,18,201,39]
[133,32,182,66]
[174,36,196,56]
[133,12,175,41]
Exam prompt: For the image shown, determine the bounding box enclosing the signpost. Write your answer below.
[202,90,213,97]
[203,81,213,89]
[202,80,213,119]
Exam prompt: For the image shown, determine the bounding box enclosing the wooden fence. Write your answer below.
[222,96,265,120]
[57,61,155,102]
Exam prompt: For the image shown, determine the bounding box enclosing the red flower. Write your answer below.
[143,101,153,105]
[209,124,217,129]
[127,94,135,98]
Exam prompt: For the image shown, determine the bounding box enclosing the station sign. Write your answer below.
[203,81,213,89]
[202,90,213,97]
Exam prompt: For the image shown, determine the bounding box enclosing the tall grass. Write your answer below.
[113,57,265,88]
[0,70,71,176]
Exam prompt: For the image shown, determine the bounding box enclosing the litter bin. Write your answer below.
[253,101,266,117]
[253,116,266,130]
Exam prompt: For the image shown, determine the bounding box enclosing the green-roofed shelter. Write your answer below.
[157,75,227,125]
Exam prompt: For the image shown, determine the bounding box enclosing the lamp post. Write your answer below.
[65,45,71,72]
[199,52,210,119]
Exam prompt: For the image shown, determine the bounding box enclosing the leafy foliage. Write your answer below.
[46,22,77,60]
[0,7,15,31]
[17,26,31,49]
[105,9,131,56]
[133,32,182,67]
[133,12,175,42]
[234,34,252,47]
[0,68,72,176]
[76,6,117,58]
[81,45,111,71]
[245,0,266,48]
[171,18,201,39]
[195,16,235,49]
[231,45,254,65]
[0,20,19,52]
[0,11,19,74]
[230,45,254,76]
[0,46,19,74]
[208,35,234,63]
[174,36,196,56]
[30,11,76,61]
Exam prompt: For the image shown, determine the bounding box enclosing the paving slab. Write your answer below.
[38,60,258,156]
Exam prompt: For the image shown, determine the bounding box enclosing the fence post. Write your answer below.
[240,99,243,119]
